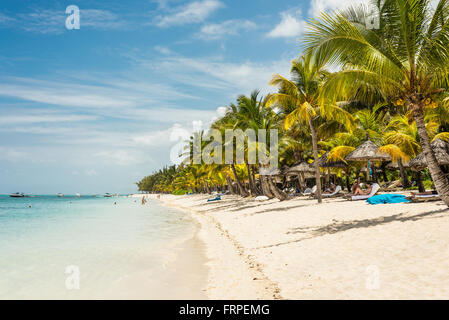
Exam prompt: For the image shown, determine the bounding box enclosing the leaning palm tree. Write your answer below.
[269,51,354,203]
[305,0,449,205]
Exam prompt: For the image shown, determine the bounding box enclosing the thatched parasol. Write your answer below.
[386,161,410,170]
[345,138,392,180]
[284,161,315,192]
[315,151,347,168]
[345,138,392,162]
[409,138,449,171]
[285,161,315,176]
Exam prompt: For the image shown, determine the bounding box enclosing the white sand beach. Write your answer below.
[146,193,449,299]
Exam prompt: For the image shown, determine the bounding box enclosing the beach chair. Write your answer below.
[350,183,380,201]
[321,185,342,198]
[406,194,441,202]
[302,185,317,196]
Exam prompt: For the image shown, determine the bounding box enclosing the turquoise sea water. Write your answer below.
[0,195,207,299]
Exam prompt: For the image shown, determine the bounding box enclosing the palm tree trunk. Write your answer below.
[231,164,249,197]
[226,176,236,195]
[398,159,409,189]
[309,118,322,203]
[381,163,388,182]
[294,149,302,162]
[245,161,258,195]
[252,165,261,194]
[345,169,351,192]
[260,175,274,199]
[297,173,305,192]
[415,171,425,193]
[203,178,211,194]
[267,176,287,201]
[414,110,449,206]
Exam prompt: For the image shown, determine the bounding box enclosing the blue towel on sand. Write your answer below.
[366,194,410,204]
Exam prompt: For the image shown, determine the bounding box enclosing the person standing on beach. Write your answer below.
[141,196,147,205]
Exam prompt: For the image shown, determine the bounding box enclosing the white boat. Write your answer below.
[75,193,81,197]
[9,192,25,198]
[57,193,64,197]
[104,193,113,198]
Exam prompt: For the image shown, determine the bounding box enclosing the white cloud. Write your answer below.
[93,150,143,166]
[85,169,98,176]
[2,9,126,34]
[152,0,172,10]
[197,19,257,40]
[81,9,126,30]
[132,128,173,146]
[0,76,199,117]
[0,12,14,24]
[154,45,173,55]
[0,114,97,125]
[147,54,292,95]
[308,0,370,17]
[267,11,304,38]
[156,0,224,27]
[0,147,28,161]
[216,106,228,117]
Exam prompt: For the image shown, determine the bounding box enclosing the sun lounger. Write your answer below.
[321,185,342,198]
[302,185,317,196]
[350,183,380,201]
[406,194,441,202]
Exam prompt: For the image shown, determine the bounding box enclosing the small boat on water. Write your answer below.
[9,192,25,198]
[57,193,64,197]
[75,193,81,197]
[104,193,113,198]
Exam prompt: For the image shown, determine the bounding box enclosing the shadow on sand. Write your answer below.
[256,206,449,249]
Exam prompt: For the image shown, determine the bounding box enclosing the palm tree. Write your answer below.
[236,91,288,198]
[305,0,449,205]
[269,51,353,203]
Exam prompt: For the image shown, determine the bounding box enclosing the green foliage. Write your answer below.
[137,0,449,195]
[172,189,189,195]
[423,179,435,190]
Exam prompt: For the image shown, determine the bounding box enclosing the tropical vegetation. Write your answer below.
[137,0,449,206]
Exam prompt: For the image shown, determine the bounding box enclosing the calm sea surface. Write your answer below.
[0,195,207,299]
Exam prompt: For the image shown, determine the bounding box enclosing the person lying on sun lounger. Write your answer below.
[324,183,336,194]
[345,182,372,197]
[410,190,437,197]
[351,178,361,194]
[346,183,380,201]
[353,183,373,196]
[406,190,440,202]
[320,185,342,198]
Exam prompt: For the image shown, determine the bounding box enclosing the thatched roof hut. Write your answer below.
[386,161,410,170]
[315,151,347,168]
[345,138,392,162]
[409,138,449,171]
[285,162,315,176]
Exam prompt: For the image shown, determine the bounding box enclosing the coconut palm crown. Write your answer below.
[304,0,449,205]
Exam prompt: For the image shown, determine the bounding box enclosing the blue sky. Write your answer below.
[0,0,359,194]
